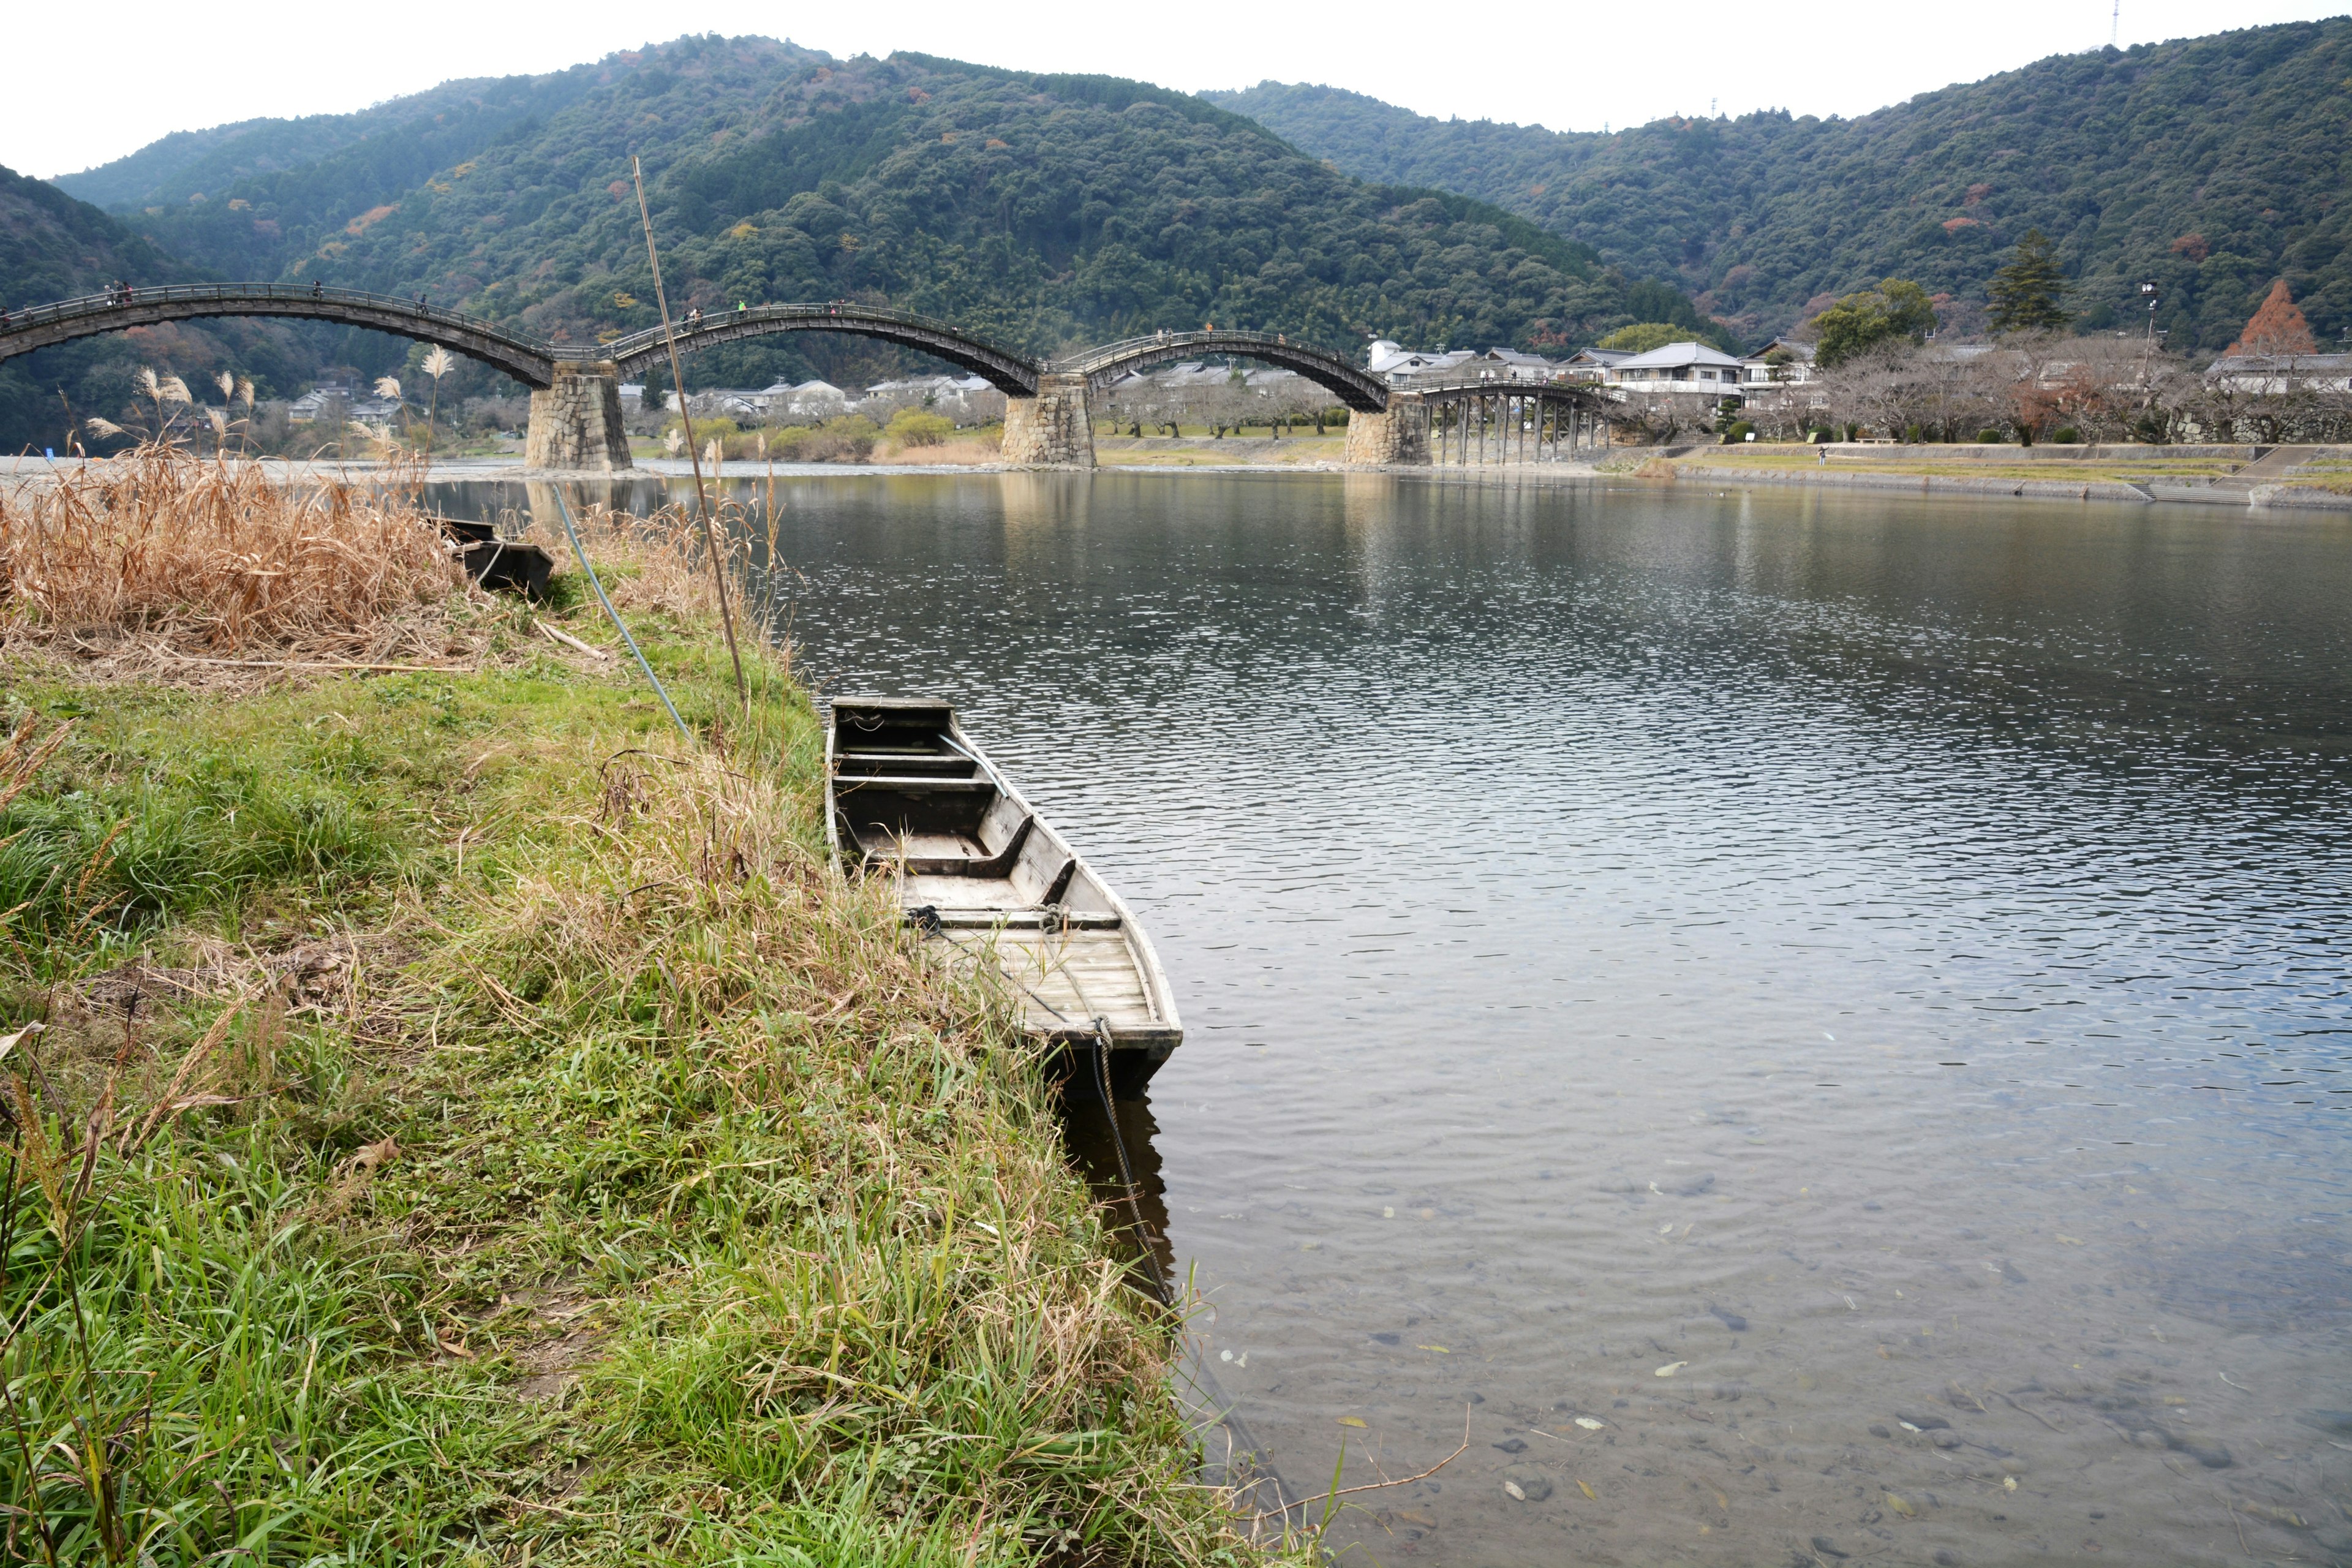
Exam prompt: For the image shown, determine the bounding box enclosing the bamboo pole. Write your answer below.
[631,154,750,724]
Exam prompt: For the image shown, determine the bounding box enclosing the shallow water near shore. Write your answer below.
[442,470,2352,1565]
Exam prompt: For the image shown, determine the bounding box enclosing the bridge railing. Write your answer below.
[0,281,546,348]
[598,302,1041,366]
[1399,371,1610,396]
[1054,329,1341,375]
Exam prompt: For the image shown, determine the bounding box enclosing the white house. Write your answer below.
[287,383,355,423]
[767,380,848,417]
[1605,342,1747,388]
[1366,340,1457,382]
[1561,347,1634,382]
[1738,337,1817,386]
[2204,352,2352,394]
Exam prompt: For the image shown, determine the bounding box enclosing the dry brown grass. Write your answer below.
[518,498,726,621]
[0,444,469,659]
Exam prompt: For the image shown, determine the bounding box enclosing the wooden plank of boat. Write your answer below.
[824,696,1182,1095]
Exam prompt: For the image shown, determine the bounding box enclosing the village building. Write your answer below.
[1366,340,1454,382]
[2203,352,2352,394]
[1739,337,1818,385]
[286,382,355,423]
[1605,341,1747,388]
[1559,347,1634,382]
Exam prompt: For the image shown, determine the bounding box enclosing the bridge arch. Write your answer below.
[1057,331,1390,412]
[605,304,1041,396]
[0,284,562,388]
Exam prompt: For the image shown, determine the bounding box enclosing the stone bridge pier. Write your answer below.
[525,361,633,472]
[1344,392,1430,466]
[1001,372,1096,467]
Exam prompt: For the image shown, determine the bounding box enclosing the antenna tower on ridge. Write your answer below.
[2110,0,2120,47]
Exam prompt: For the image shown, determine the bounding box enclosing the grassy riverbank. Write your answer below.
[0,454,1284,1565]
[1633,441,2352,505]
[1093,436,1347,468]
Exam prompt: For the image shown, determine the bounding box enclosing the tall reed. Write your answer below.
[0,443,462,653]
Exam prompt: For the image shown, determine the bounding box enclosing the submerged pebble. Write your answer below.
[1499,1464,1553,1502]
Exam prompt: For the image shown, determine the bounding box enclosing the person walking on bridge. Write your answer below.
[312,279,323,298]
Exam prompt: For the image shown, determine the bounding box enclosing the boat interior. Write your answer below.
[829,699,1118,923]
[829,699,1177,1065]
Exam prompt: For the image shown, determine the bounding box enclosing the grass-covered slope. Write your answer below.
[1212,18,2352,352]
[52,37,1700,399]
[0,499,1272,1564]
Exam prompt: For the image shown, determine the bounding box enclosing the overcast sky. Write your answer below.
[10,1,2345,183]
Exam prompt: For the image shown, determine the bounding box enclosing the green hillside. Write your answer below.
[23,36,1715,411]
[1210,19,2352,353]
[53,58,654,274]
[0,166,323,454]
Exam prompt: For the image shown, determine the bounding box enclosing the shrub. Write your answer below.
[1720,421,1754,444]
[2051,426,2082,443]
[1978,428,2005,443]
[767,415,880,464]
[663,415,741,446]
[886,409,955,448]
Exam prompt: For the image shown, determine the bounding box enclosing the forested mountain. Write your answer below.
[1,165,194,306]
[53,60,653,274]
[1211,19,2352,354]
[10,35,1717,435]
[0,165,322,453]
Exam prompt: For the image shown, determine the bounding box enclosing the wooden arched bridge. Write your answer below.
[0,282,1617,469]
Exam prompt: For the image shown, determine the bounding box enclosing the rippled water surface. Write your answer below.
[461,471,2352,1564]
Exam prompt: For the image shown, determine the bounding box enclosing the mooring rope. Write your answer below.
[1091,1014,1163,1298]
[549,488,695,746]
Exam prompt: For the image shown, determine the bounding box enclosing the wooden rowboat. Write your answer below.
[824,698,1182,1095]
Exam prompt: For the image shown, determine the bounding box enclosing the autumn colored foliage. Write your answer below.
[2226,279,2318,357]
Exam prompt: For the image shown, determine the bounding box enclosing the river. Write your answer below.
[447,469,2352,1566]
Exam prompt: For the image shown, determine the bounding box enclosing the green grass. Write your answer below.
[1670,448,2251,483]
[0,589,1288,1565]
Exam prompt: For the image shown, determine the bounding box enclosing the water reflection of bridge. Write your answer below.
[1,283,1622,471]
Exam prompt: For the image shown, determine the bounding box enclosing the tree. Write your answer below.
[2226,279,2317,357]
[1596,322,1699,354]
[1988,229,2070,334]
[1811,279,1938,369]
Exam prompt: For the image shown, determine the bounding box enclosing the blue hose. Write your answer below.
[548,488,696,746]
